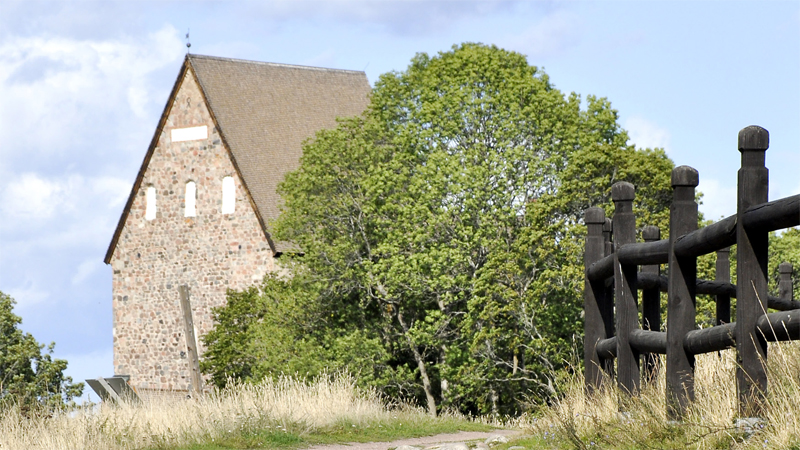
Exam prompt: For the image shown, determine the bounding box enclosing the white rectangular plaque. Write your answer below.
[171,125,208,143]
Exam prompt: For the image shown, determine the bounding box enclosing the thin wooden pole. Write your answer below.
[716,248,731,325]
[612,182,639,395]
[641,225,661,383]
[179,285,203,397]
[584,207,607,391]
[735,125,770,418]
[666,165,699,419]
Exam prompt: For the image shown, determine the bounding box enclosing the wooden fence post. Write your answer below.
[603,218,613,258]
[585,207,607,391]
[666,165,699,419]
[779,263,793,302]
[716,248,731,325]
[612,182,639,395]
[602,218,616,378]
[736,125,769,418]
[179,285,204,397]
[641,225,661,382]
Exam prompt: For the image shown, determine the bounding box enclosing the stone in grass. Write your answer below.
[444,443,470,450]
[734,417,766,437]
[423,443,467,450]
[425,443,469,450]
[395,446,422,450]
[484,435,510,446]
[473,442,490,450]
[507,446,525,450]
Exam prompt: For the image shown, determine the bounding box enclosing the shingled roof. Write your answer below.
[104,54,371,262]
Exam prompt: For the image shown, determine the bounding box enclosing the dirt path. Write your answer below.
[302,429,522,450]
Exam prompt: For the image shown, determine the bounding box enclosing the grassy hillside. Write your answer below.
[0,374,490,450]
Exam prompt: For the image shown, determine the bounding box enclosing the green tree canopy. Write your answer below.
[770,228,800,300]
[203,43,675,416]
[0,291,83,411]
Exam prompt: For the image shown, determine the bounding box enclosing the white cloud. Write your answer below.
[505,9,582,58]
[625,116,671,153]
[6,278,50,309]
[1,173,72,220]
[72,259,101,285]
[0,25,184,165]
[91,176,132,208]
[698,178,736,221]
[256,0,521,35]
[1,172,130,226]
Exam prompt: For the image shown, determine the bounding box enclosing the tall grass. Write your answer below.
[526,342,800,449]
[0,374,440,450]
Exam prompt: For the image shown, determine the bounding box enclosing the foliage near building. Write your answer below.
[0,291,83,411]
[203,43,676,415]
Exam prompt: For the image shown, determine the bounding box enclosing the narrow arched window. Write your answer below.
[222,176,235,214]
[145,186,156,220]
[185,181,197,217]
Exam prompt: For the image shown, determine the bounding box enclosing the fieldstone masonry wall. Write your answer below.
[110,69,275,392]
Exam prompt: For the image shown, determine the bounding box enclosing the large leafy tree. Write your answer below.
[770,228,800,300]
[204,43,675,415]
[0,291,83,411]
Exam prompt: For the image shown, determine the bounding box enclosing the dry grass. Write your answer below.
[523,342,800,449]
[0,374,429,450]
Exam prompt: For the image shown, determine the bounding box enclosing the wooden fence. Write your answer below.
[583,125,800,418]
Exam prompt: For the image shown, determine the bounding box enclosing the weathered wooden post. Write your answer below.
[641,225,661,382]
[716,248,731,325]
[179,285,204,397]
[666,166,699,418]
[584,207,607,391]
[612,182,639,394]
[735,125,769,418]
[779,262,793,302]
[602,218,616,378]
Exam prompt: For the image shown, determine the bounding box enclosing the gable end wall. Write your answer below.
[110,69,274,392]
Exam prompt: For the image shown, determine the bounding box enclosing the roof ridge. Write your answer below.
[187,53,366,75]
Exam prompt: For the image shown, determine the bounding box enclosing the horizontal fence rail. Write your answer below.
[617,239,670,266]
[630,329,667,354]
[633,272,800,311]
[674,214,737,258]
[742,194,800,232]
[597,310,800,360]
[586,254,614,281]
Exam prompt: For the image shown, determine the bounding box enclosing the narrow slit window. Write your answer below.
[185,181,197,217]
[145,186,156,220]
[222,176,235,214]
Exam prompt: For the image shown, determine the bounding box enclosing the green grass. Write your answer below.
[153,414,495,450]
[161,429,304,450]
[491,435,554,450]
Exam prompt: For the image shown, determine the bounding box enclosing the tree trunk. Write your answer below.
[439,346,449,401]
[490,386,499,417]
[411,341,437,417]
[397,309,437,416]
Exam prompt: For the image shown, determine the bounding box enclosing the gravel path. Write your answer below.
[302,429,522,450]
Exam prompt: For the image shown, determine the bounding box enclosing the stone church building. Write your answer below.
[104,54,370,395]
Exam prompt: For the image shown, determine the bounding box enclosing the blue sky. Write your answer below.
[0,0,798,402]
